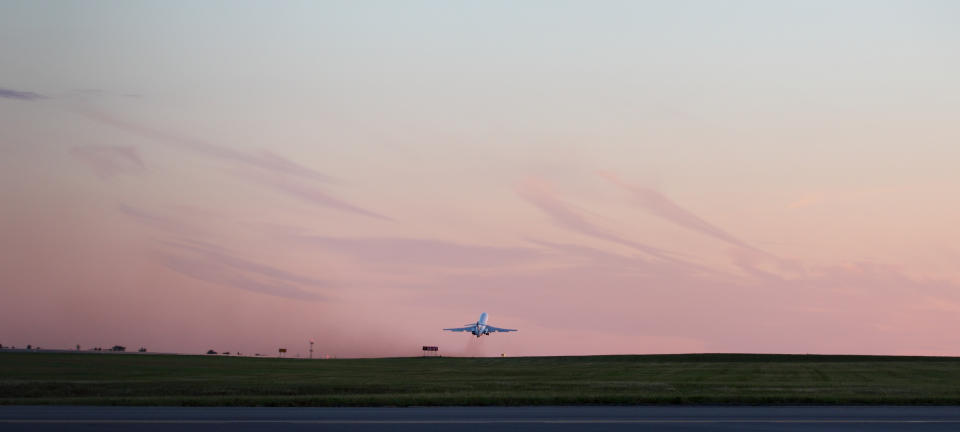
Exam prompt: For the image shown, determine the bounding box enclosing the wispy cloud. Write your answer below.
[600,172,755,250]
[243,171,393,222]
[117,204,200,235]
[160,252,328,302]
[0,87,45,101]
[74,109,333,183]
[69,146,145,179]
[517,180,733,278]
[525,238,645,268]
[78,109,391,221]
[788,193,826,209]
[516,180,676,261]
[292,236,540,268]
[167,240,332,289]
[116,205,332,301]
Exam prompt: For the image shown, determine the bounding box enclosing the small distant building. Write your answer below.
[111,345,126,352]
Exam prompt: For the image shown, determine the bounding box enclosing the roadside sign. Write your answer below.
[422,346,439,357]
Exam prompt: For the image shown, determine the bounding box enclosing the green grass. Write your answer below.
[3,352,960,406]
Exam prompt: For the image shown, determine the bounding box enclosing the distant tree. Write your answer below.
[138,347,147,353]
[76,344,81,351]
[26,344,31,350]
[207,349,217,355]
[223,352,230,355]
[111,345,126,352]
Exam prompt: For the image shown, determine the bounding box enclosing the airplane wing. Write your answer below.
[484,325,517,333]
[443,326,476,332]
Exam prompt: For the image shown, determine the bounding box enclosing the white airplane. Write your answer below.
[443,312,517,338]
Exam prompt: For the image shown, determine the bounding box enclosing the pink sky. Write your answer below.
[2,1,960,357]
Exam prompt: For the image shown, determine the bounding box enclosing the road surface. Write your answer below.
[3,405,960,431]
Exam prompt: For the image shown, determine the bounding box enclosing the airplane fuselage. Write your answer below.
[444,312,516,337]
[473,312,489,337]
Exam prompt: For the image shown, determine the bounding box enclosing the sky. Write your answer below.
[2,0,960,357]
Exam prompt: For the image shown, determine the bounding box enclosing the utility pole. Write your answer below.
[309,339,314,359]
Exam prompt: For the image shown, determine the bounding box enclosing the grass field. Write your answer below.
[3,352,960,406]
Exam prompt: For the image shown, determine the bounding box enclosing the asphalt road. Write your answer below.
[3,406,960,431]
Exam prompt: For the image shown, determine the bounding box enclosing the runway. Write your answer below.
[3,406,960,431]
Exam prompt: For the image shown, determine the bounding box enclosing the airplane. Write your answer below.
[443,312,517,338]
